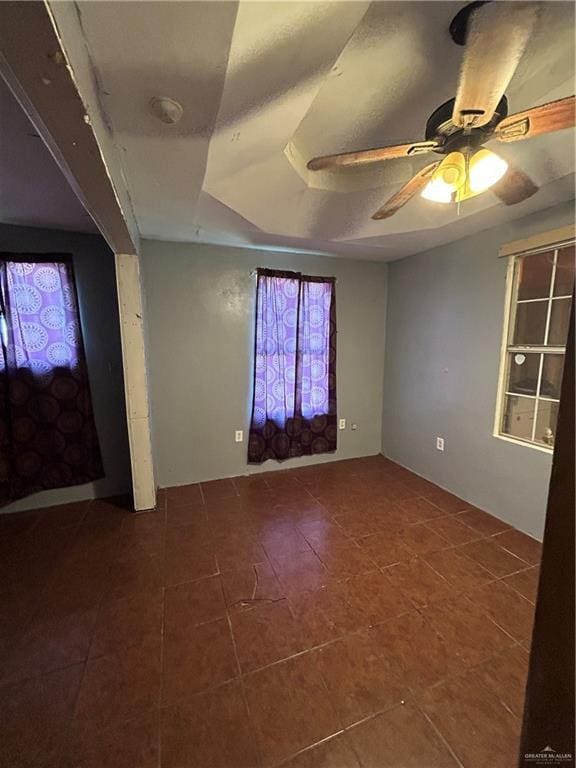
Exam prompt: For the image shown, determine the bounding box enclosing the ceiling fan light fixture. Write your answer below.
[421,148,508,203]
[421,151,466,203]
[421,177,453,203]
[438,151,467,188]
[469,148,508,192]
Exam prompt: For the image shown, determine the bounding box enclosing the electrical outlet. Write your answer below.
[351,423,358,431]
[339,418,346,430]
[436,436,444,451]
[235,430,243,443]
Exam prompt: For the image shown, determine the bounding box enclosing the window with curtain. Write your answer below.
[248,268,337,464]
[0,254,103,505]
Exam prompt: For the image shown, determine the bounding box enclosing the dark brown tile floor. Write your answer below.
[0,456,541,768]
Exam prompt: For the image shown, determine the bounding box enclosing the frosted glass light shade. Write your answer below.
[421,178,453,203]
[421,151,467,203]
[469,149,508,193]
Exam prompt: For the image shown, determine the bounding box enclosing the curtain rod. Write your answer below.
[249,268,337,282]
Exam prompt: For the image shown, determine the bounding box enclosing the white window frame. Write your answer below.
[494,236,574,453]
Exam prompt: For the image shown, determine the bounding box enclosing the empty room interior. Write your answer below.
[0,2,574,767]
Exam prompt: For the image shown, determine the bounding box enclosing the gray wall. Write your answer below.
[141,240,388,487]
[382,201,574,540]
[0,224,132,512]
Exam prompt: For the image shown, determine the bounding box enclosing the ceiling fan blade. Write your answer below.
[372,162,440,220]
[495,95,576,142]
[307,141,438,171]
[452,2,539,129]
[492,165,539,206]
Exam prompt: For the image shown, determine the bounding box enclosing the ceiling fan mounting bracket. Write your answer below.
[425,95,508,153]
[449,1,491,46]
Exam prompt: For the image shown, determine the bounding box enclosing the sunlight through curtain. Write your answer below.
[0,254,103,505]
[248,268,336,463]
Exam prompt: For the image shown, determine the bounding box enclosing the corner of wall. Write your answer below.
[380,259,391,458]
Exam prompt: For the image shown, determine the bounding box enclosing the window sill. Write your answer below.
[493,432,554,455]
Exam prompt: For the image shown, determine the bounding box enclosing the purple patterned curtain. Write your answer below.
[0,255,103,505]
[248,268,337,463]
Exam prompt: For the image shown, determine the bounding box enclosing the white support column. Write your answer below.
[115,253,156,511]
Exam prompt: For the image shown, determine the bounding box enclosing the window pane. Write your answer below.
[512,300,547,345]
[252,274,299,428]
[554,245,575,296]
[548,298,571,346]
[298,279,332,420]
[507,352,540,396]
[2,261,82,373]
[534,401,559,447]
[516,251,554,300]
[540,354,564,400]
[502,395,535,441]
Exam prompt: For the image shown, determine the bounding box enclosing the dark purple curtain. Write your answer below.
[248,268,337,463]
[0,254,103,505]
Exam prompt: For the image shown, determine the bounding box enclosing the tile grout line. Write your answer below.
[418,705,467,768]
[224,603,265,768]
[272,728,347,768]
[50,540,111,768]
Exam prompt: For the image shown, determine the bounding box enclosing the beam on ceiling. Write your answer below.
[0,2,157,512]
[0,0,138,253]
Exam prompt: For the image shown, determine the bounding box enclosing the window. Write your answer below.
[248,269,337,464]
[0,256,103,504]
[0,260,83,375]
[496,242,574,450]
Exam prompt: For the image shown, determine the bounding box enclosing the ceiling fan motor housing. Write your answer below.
[449,1,491,45]
[425,95,509,154]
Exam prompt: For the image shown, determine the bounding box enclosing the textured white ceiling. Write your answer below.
[0,77,97,234]
[17,1,576,259]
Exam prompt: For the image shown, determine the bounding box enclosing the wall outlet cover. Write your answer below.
[436,436,444,451]
[235,430,243,443]
[339,418,346,430]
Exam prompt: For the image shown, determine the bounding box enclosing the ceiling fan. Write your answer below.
[307,1,575,220]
